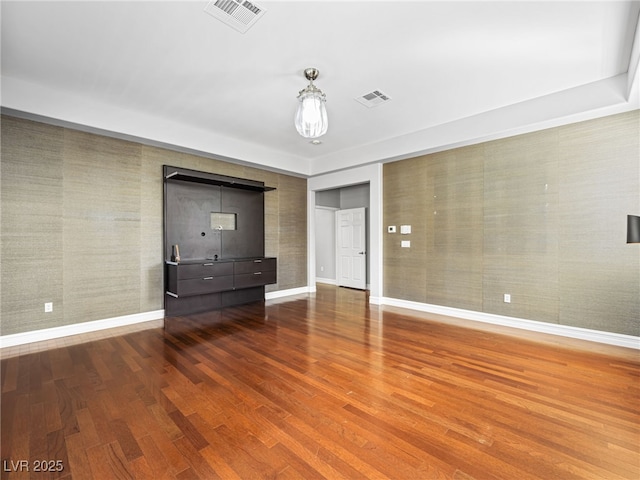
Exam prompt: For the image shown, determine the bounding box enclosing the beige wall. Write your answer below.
[3,111,638,338]
[384,110,640,336]
[0,115,307,336]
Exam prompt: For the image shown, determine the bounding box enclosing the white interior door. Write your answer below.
[336,207,367,290]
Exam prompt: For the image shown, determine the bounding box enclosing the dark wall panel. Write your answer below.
[165,181,222,260]
[221,187,264,259]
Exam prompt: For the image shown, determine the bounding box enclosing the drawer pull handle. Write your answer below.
[203,263,214,266]
[253,259,262,263]
[203,276,214,280]
[253,272,262,275]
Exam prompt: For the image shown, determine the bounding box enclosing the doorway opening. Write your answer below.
[314,183,370,291]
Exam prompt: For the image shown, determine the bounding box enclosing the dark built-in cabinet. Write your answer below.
[163,165,276,317]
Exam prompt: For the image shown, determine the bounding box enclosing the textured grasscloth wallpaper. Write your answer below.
[2,111,639,338]
[1,115,307,336]
[384,110,640,336]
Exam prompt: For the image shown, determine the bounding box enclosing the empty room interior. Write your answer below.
[1,1,639,479]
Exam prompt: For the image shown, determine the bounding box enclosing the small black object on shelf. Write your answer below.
[171,244,181,263]
[627,215,640,244]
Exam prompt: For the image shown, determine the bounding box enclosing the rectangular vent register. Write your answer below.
[355,90,391,108]
[204,0,266,33]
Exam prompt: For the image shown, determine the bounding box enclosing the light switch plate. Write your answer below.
[388,225,396,233]
[401,240,411,248]
[400,225,411,234]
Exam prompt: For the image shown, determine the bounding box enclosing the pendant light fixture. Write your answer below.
[295,67,328,139]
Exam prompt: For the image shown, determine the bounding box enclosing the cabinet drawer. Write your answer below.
[234,270,277,289]
[176,262,234,279]
[170,275,234,297]
[234,258,276,275]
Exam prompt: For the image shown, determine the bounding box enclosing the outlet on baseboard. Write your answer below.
[44,302,53,313]
[503,294,511,303]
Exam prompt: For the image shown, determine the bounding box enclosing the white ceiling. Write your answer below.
[2,1,639,177]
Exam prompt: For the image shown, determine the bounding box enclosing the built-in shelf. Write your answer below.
[163,165,277,317]
[165,166,275,192]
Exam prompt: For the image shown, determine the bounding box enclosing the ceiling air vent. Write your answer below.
[355,90,391,108]
[204,0,266,34]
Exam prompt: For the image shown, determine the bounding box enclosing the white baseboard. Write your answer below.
[316,277,337,285]
[1,287,315,349]
[369,296,383,305]
[266,286,313,300]
[5,294,635,352]
[0,310,165,349]
[380,297,640,350]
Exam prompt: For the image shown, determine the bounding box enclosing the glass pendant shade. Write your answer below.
[295,92,328,138]
[294,68,328,139]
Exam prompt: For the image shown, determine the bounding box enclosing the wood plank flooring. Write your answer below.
[1,285,639,479]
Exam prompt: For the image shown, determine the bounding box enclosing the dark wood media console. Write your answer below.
[163,165,276,317]
[164,257,276,316]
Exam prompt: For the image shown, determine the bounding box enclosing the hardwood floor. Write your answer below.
[2,285,639,479]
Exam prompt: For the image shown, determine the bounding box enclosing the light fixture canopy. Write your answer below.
[295,67,328,139]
